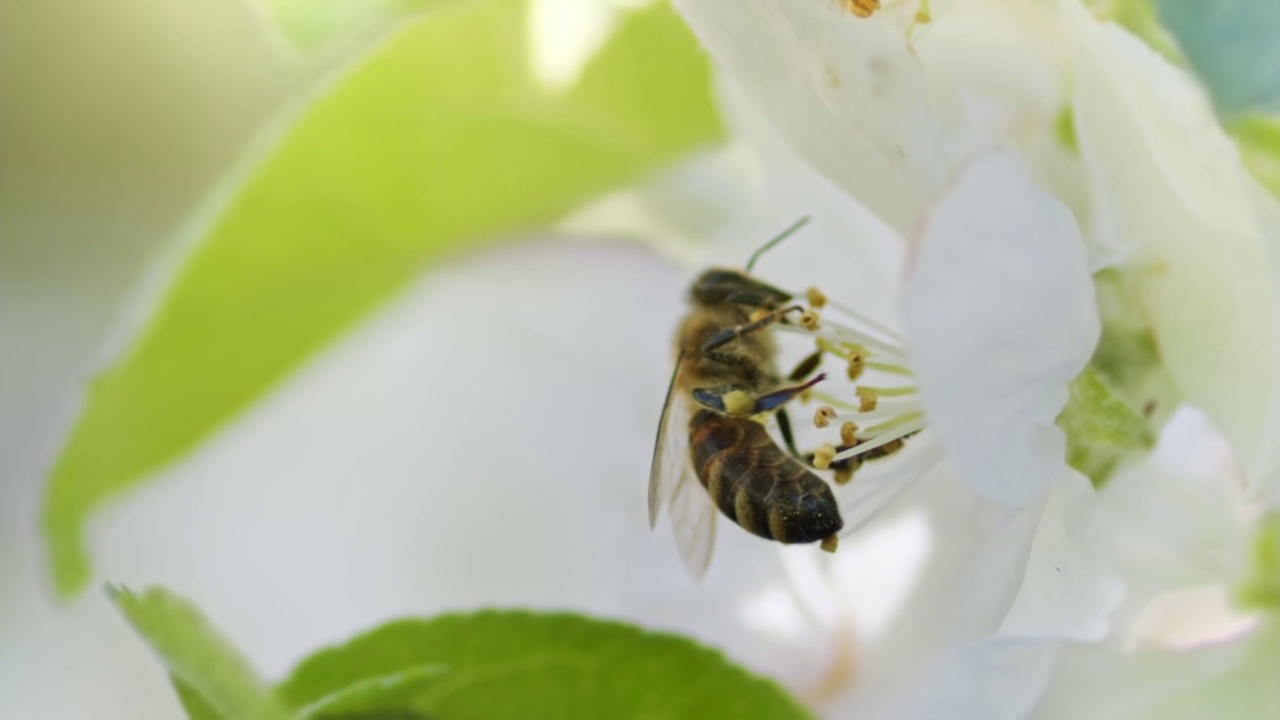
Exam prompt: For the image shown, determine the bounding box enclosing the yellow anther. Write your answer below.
[813,406,837,428]
[834,467,854,485]
[723,390,755,416]
[820,534,840,553]
[856,387,879,412]
[813,443,837,470]
[805,287,828,309]
[800,310,821,331]
[840,421,859,446]
[844,0,880,18]
[846,352,865,382]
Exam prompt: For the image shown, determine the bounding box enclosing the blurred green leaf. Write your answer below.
[109,586,288,720]
[279,611,811,720]
[1157,0,1280,118]
[44,0,721,597]
[173,676,231,720]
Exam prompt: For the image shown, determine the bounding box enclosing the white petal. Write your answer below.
[895,638,1060,720]
[951,468,1124,643]
[1098,408,1250,631]
[1063,0,1280,499]
[902,149,1100,506]
[997,468,1125,640]
[893,469,1123,718]
[671,0,953,234]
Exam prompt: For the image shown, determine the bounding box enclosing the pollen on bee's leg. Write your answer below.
[814,406,837,428]
[840,421,859,446]
[750,307,772,323]
[805,287,827,309]
[813,443,837,470]
[723,390,755,416]
[800,310,821,331]
[820,534,839,553]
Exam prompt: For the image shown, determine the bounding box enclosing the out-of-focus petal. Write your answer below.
[84,241,806,685]
[902,149,1100,506]
[1035,620,1280,720]
[896,638,1060,720]
[671,0,952,234]
[1063,0,1280,499]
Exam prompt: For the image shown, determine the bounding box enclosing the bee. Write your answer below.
[648,219,845,580]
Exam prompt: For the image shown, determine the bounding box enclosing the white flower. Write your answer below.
[612,58,1119,714]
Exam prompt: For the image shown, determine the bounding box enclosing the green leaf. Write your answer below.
[1157,0,1280,118]
[44,0,721,597]
[1229,115,1280,200]
[278,611,811,720]
[108,586,289,720]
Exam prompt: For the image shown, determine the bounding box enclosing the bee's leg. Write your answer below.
[776,407,803,459]
[751,373,826,414]
[701,305,805,354]
[787,349,825,382]
[691,373,826,417]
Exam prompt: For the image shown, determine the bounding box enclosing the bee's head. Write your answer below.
[689,268,792,308]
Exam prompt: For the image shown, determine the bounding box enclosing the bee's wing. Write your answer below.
[648,353,718,580]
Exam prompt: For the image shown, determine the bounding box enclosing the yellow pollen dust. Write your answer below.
[814,406,837,428]
[800,310,821,331]
[846,352,865,382]
[820,534,840,553]
[750,307,772,323]
[805,287,828,309]
[813,443,837,469]
[840,421,859,446]
[843,0,880,18]
[856,387,878,412]
[723,390,755,416]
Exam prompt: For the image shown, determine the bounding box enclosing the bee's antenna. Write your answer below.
[745,216,810,273]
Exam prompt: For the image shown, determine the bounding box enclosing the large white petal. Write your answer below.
[1063,0,1280,499]
[78,241,819,691]
[671,0,953,234]
[902,149,1100,507]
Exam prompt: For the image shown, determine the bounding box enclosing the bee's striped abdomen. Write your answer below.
[688,409,843,544]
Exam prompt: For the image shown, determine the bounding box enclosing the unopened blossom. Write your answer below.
[1061,0,1280,501]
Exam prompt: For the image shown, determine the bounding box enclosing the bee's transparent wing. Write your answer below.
[648,353,717,580]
